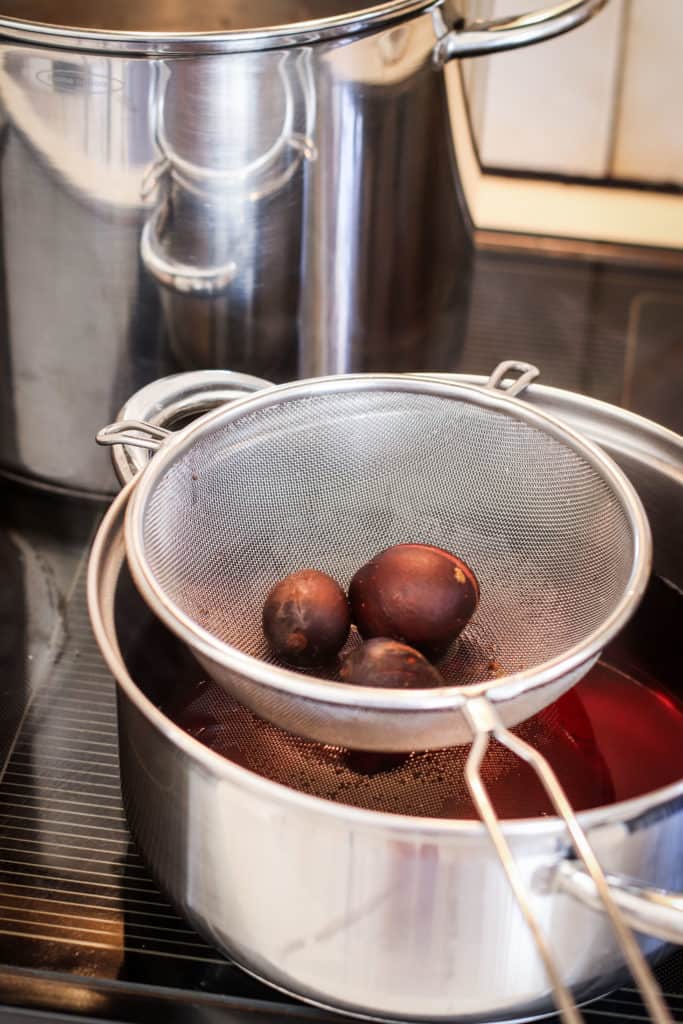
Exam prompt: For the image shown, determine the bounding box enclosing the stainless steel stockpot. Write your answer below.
[0,0,606,496]
[88,374,683,1022]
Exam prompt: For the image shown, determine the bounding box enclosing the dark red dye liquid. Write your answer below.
[159,575,683,819]
[468,663,683,818]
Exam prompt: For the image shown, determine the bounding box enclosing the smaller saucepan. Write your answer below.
[89,366,683,1022]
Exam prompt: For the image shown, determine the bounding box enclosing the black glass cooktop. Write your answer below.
[0,244,682,1023]
[453,248,683,436]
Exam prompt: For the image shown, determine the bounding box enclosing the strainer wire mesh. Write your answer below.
[137,385,636,694]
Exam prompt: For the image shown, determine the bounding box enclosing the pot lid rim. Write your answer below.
[0,0,437,55]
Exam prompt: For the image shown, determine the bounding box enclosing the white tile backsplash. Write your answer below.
[461,0,683,187]
[470,0,624,177]
[611,0,683,185]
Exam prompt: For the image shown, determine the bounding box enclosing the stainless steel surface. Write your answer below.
[87,383,683,1022]
[0,0,606,495]
[98,368,650,752]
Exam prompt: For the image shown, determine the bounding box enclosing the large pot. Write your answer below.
[0,0,606,497]
[88,372,683,1021]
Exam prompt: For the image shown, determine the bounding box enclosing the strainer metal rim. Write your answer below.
[123,373,652,716]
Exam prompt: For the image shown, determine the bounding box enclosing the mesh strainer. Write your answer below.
[98,362,651,753]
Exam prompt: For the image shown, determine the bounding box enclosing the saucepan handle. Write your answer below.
[96,370,274,487]
[556,860,683,945]
[435,0,608,62]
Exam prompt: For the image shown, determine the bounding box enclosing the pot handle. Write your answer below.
[556,860,683,945]
[434,0,608,62]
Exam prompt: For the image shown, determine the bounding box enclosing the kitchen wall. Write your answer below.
[460,0,683,188]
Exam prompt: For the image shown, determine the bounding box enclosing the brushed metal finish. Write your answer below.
[87,389,683,1022]
[0,0,607,495]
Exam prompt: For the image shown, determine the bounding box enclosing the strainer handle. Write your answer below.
[464,696,673,1024]
[484,360,540,397]
[96,420,172,452]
